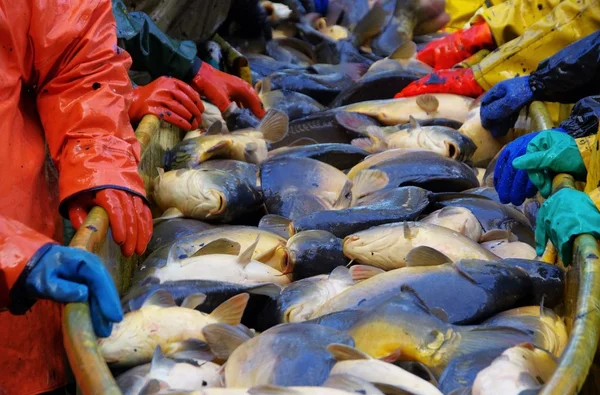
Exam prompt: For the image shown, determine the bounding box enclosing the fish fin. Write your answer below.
[389,41,417,60]
[351,169,389,206]
[416,94,439,113]
[365,125,388,141]
[288,137,318,147]
[403,222,412,239]
[379,348,403,363]
[237,236,261,265]
[205,120,224,135]
[373,383,413,395]
[203,323,253,359]
[167,244,190,265]
[408,115,421,130]
[259,109,289,143]
[332,179,354,209]
[247,283,282,299]
[349,264,385,281]
[326,3,344,26]
[138,379,167,395]
[209,293,250,325]
[405,246,452,267]
[352,2,387,46]
[116,375,148,395]
[248,386,299,395]
[324,374,384,394]
[328,266,353,283]
[337,63,368,82]
[142,290,176,308]
[244,142,261,163]
[167,338,214,361]
[149,346,176,377]
[258,215,292,239]
[327,343,371,361]
[181,293,207,309]
[430,307,450,323]
[459,326,531,356]
[335,112,376,134]
[261,77,272,95]
[480,229,516,242]
[206,140,232,154]
[154,208,184,226]
[189,238,242,258]
[351,137,377,152]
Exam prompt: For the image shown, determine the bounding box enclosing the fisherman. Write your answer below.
[486,31,600,265]
[0,0,153,393]
[113,0,267,121]
[394,0,600,99]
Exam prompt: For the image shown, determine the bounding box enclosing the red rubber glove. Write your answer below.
[191,62,265,118]
[129,76,204,131]
[68,190,153,257]
[394,68,485,98]
[417,22,495,70]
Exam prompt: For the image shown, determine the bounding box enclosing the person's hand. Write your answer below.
[513,129,586,198]
[480,76,534,137]
[535,189,600,266]
[68,189,152,257]
[394,68,484,98]
[25,245,123,337]
[415,0,450,35]
[493,132,541,206]
[191,62,266,118]
[129,76,204,131]
[417,22,494,69]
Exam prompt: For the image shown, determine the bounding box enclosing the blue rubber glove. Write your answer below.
[494,131,542,205]
[513,130,587,198]
[536,189,600,266]
[24,245,123,338]
[481,76,535,137]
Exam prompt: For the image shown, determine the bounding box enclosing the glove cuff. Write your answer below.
[8,243,56,315]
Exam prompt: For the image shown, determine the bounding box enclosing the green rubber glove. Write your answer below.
[512,130,587,198]
[536,189,600,266]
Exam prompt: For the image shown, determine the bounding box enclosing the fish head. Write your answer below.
[277,277,330,322]
[98,312,153,366]
[350,291,448,361]
[413,126,464,160]
[187,173,227,219]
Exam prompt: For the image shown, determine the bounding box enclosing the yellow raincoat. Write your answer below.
[445,0,503,31]
[472,0,600,90]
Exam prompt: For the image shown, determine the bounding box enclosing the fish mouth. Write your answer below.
[445,141,459,160]
[207,191,226,216]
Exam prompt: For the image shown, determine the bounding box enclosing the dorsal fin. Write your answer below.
[190,238,241,257]
[142,290,176,308]
[405,246,452,267]
[327,343,371,361]
[202,323,253,359]
[351,169,389,206]
[259,110,289,143]
[181,293,207,309]
[149,346,176,377]
[209,293,249,325]
[237,236,260,266]
[408,115,421,130]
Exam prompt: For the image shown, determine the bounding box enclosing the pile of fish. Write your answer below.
[100,1,566,394]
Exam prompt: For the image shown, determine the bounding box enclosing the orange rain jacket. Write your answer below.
[0,0,145,393]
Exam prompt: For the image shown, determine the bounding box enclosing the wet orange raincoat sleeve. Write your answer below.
[32,0,146,211]
[0,0,145,306]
